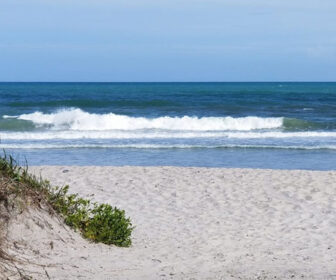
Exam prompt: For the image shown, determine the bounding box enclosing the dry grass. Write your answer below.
[0,155,52,278]
[0,152,133,278]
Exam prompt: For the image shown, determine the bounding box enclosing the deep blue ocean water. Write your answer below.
[0,82,336,170]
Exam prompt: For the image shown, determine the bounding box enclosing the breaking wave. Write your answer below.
[3,108,283,131]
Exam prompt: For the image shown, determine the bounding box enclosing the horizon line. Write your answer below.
[1,81,336,83]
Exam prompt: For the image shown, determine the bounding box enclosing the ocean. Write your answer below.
[0,82,335,170]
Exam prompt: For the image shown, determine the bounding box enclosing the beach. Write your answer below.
[2,0,336,278]
[6,166,334,279]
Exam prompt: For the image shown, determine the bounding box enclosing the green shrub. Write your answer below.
[0,152,134,247]
[49,186,133,247]
[84,204,133,247]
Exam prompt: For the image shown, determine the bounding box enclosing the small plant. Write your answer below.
[0,152,134,247]
[48,186,133,246]
[84,204,133,247]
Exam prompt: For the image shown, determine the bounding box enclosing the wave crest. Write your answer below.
[6,108,283,131]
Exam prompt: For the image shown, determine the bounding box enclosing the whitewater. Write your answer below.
[2,108,336,153]
[1,82,336,169]
[5,108,284,131]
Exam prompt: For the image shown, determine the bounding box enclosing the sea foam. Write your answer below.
[1,130,336,140]
[10,108,283,131]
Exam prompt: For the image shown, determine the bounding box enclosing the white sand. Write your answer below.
[3,166,336,279]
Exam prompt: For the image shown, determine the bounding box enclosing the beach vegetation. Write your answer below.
[0,152,133,248]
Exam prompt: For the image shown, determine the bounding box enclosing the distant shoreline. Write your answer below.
[1,81,336,83]
[29,165,336,172]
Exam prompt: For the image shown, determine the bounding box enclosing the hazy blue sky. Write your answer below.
[0,0,335,81]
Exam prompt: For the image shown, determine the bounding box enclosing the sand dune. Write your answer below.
[4,166,336,279]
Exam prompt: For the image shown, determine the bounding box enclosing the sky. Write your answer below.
[0,0,335,82]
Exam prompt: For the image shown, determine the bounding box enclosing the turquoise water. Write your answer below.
[1,82,336,169]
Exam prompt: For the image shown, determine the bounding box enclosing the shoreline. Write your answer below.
[30,165,336,171]
[7,166,336,279]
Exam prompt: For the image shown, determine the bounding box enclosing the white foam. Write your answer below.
[0,131,220,140]
[0,130,336,141]
[227,131,336,139]
[12,108,283,131]
[3,115,19,119]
